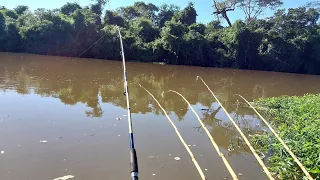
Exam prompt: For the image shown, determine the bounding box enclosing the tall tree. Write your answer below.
[237,0,283,22]
[90,0,108,25]
[61,2,82,15]
[157,4,180,27]
[104,10,125,27]
[117,2,159,23]
[213,0,236,27]
[90,0,108,14]
[133,2,159,22]
[14,5,29,15]
[176,2,197,26]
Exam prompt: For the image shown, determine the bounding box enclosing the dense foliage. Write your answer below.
[0,1,320,74]
[253,94,320,179]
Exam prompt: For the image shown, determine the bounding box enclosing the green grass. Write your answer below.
[252,94,320,179]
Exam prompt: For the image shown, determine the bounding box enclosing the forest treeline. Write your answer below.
[0,0,320,74]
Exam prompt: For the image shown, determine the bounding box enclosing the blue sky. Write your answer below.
[1,0,311,23]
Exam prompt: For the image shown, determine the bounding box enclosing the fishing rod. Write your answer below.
[196,76,274,180]
[118,27,138,180]
[139,85,207,180]
[163,90,239,180]
[237,95,314,180]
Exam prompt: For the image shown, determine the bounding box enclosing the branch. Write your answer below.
[226,8,235,12]
[213,10,223,14]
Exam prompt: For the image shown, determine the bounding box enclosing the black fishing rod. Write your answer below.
[117,27,139,180]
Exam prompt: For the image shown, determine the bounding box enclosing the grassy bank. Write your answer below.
[252,94,320,179]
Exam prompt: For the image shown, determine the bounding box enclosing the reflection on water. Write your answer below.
[0,52,320,180]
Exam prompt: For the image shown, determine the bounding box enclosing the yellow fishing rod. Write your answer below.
[140,85,207,180]
[196,76,274,180]
[163,90,238,180]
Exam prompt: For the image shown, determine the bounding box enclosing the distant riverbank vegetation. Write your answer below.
[0,0,320,74]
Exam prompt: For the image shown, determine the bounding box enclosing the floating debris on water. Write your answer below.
[174,157,180,161]
[169,154,171,156]
[116,118,121,121]
[53,175,75,180]
[148,156,155,159]
[193,145,196,147]
[39,140,48,143]
[1,151,4,154]
[118,135,121,137]
[152,174,156,176]
[188,145,191,147]
[205,169,208,171]
[238,173,243,176]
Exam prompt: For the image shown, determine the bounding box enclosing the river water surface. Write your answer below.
[1,53,320,180]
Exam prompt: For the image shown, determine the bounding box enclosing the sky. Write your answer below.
[0,0,312,24]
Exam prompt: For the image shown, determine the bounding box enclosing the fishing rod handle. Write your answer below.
[130,148,138,179]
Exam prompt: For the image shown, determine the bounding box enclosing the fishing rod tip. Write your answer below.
[196,76,199,80]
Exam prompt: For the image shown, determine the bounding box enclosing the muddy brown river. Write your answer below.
[0,53,320,180]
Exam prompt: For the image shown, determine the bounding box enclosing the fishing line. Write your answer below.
[77,31,110,58]
[237,94,314,180]
[196,76,274,180]
[139,85,207,180]
[164,90,239,180]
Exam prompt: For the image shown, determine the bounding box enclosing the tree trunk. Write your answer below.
[222,11,232,27]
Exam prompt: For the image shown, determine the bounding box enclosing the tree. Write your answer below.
[14,5,29,15]
[237,0,283,22]
[0,12,5,51]
[305,1,320,11]
[213,0,236,27]
[159,19,188,64]
[117,2,159,23]
[189,23,206,35]
[90,0,108,25]
[104,10,125,27]
[61,2,82,15]
[4,23,22,52]
[157,4,180,27]
[176,2,197,26]
[133,2,159,22]
[2,9,19,19]
[90,0,108,15]
[130,17,159,43]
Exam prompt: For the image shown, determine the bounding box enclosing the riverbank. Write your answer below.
[252,94,320,179]
[1,3,320,75]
